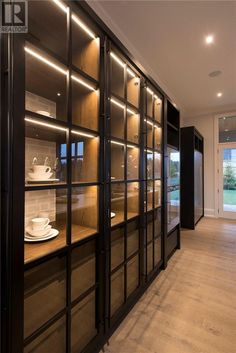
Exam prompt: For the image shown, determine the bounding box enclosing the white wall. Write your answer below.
[182,114,216,217]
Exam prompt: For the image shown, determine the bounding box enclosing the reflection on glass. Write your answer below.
[111,227,124,270]
[147,181,154,211]
[127,220,139,258]
[24,189,67,263]
[146,150,153,180]
[71,241,95,301]
[71,291,97,353]
[111,142,125,180]
[72,14,99,80]
[147,243,153,274]
[167,147,180,186]
[25,44,67,121]
[154,97,162,123]
[167,187,180,233]
[24,316,66,353]
[72,73,99,131]
[111,183,125,227]
[127,111,139,144]
[154,152,161,179]
[127,71,140,108]
[154,180,161,207]
[154,237,162,266]
[25,119,67,186]
[110,53,125,98]
[154,208,161,238]
[71,186,98,242]
[110,98,125,139]
[110,267,124,317]
[127,146,139,180]
[146,88,153,117]
[71,133,98,183]
[24,256,66,338]
[146,122,153,148]
[28,0,67,61]
[127,255,139,297]
[127,182,139,219]
[154,126,162,150]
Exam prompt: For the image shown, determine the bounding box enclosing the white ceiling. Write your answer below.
[88,0,236,118]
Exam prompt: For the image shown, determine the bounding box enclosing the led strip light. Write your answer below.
[25,117,67,132]
[71,75,96,92]
[71,130,97,138]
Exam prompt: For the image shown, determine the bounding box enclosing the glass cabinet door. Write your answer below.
[167,147,180,233]
[23,2,101,353]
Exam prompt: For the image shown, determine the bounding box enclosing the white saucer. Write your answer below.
[111,212,116,218]
[26,178,60,183]
[24,229,59,242]
[26,225,52,237]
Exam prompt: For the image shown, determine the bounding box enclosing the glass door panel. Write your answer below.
[111,227,125,271]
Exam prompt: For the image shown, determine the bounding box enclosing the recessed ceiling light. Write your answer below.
[205,35,214,44]
[225,129,229,132]
[209,70,222,78]
[223,117,226,120]
[57,92,61,96]
[217,92,222,97]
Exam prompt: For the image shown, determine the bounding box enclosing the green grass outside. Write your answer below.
[223,189,236,205]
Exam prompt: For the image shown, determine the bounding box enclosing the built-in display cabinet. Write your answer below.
[0,1,180,353]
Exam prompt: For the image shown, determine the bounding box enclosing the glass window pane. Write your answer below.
[146,150,153,180]
[111,227,124,271]
[146,212,153,243]
[111,183,125,227]
[219,116,236,143]
[154,180,161,207]
[71,14,99,80]
[25,119,67,186]
[24,189,67,263]
[24,257,66,338]
[146,121,153,148]
[25,44,67,121]
[110,99,125,139]
[147,181,154,211]
[154,152,161,180]
[127,146,139,180]
[72,73,99,131]
[147,243,153,274]
[154,237,162,266]
[71,133,98,183]
[127,182,139,220]
[110,267,124,317]
[71,241,96,301]
[110,53,125,98]
[24,316,66,353]
[154,125,162,150]
[167,187,180,233]
[71,291,97,353]
[146,89,153,117]
[154,208,162,238]
[71,186,98,243]
[127,111,139,144]
[28,1,67,61]
[127,255,139,297]
[111,143,125,181]
[127,71,140,108]
[154,96,162,123]
[127,220,139,258]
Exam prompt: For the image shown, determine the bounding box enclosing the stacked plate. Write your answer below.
[25,224,59,243]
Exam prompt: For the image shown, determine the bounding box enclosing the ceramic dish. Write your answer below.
[24,229,59,242]
[26,225,52,237]
[111,212,116,218]
[26,178,60,183]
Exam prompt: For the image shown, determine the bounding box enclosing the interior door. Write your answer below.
[219,143,236,219]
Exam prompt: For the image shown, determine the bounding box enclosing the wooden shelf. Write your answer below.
[72,224,97,243]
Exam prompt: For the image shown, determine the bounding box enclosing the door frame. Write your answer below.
[218,142,236,218]
[214,111,236,218]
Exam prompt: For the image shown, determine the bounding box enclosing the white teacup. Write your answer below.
[31,217,50,231]
[32,165,51,175]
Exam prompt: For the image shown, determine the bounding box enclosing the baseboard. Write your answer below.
[204,208,217,218]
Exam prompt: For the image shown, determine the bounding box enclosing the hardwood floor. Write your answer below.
[102,218,236,353]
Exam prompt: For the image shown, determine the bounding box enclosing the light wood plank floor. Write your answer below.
[102,218,236,353]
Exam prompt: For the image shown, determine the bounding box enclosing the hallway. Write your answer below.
[102,218,236,353]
